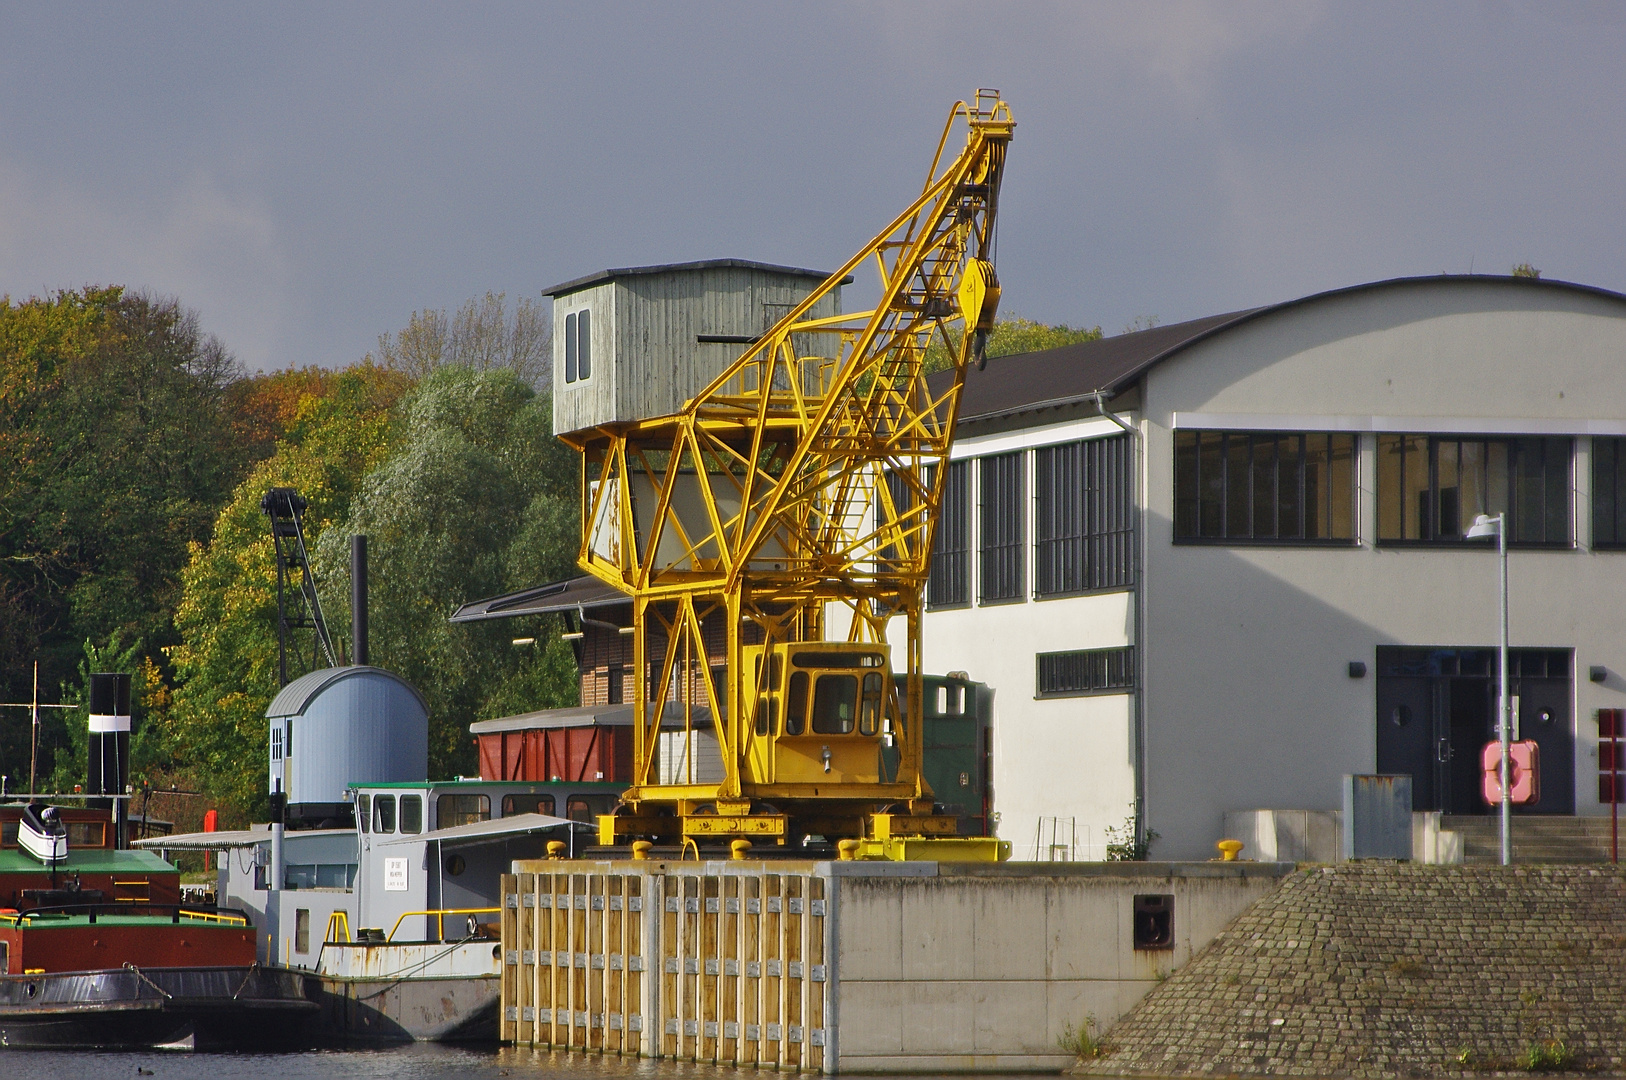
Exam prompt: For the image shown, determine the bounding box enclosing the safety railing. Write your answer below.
[0,903,251,927]
[386,906,501,943]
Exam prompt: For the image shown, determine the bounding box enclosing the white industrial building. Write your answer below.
[905,274,1626,860]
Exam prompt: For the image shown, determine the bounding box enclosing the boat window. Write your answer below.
[437,794,491,829]
[285,863,357,890]
[356,794,370,833]
[0,820,14,847]
[67,822,106,848]
[812,674,859,734]
[785,671,809,735]
[755,695,777,736]
[502,794,556,817]
[859,671,883,736]
[566,795,615,823]
[399,795,423,835]
[373,795,396,834]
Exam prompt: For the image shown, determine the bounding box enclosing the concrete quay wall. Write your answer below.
[499,858,1291,1074]
[1079,864,1626,1079]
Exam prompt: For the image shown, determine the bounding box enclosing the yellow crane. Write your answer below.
[564,92,1013,854]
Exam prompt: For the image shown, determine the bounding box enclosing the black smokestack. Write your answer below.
[352,534,368,667]
[88,672,131,846]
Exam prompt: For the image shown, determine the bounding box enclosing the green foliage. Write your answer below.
[1511,262,1542,279]
[312,365,581,780]
[1057,1014,1112,1060]
[923,315,1103,375]
[1516,1039,1573,1072]
[0,287,242,784]
[1104,806,1159,861]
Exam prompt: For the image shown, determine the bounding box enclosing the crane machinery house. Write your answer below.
[900,273,1626,861]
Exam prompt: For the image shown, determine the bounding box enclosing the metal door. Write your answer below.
[1377,675,1436,810]
[1514,677,1575,814]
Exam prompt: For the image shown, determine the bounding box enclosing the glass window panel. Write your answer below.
[1544,437,1570,544]
[1303,434,1328,540]
[1377,435,1403,540]
[435,794,490,829]
[785,671,808,735]
[1403,435,1429,540]
[1198,432,1223,537]
[564,312,577,384]
[1595,438,1619,545]
[1435,439,1458,539]
[1457,440,1486,532]
[577,310,591,380]
[373,795,395,834]
[1278,434,1302,539]
[979,451,1024,603]
[1227,434,1251,537]
[1249,436,1275,538]
[1512,438,1545,542]
[399,795,422,835]
[1173,432,1198,538]
[811,674,858,734]
[502,794,556,816]
[1329,434,1354,540]
[1486,441,1509,522]
[356,794,370,833]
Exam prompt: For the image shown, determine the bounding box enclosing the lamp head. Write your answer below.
[1465,513,1501,539]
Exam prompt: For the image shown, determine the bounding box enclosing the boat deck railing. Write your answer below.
[0,903,251,927]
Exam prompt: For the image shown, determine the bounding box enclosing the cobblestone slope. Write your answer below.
[1076,864,1626,1078]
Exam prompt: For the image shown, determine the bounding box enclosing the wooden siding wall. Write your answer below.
[501,862,830,1072]
[579,615,763,708]
[553,267,842,436]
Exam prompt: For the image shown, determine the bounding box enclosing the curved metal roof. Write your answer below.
[935,274,1626,428]
[265,665,429,719]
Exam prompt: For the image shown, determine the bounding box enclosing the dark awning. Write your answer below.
[449,575,630,624]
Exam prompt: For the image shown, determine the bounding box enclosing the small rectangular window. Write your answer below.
[436,793,491,829]
[399,795,423,835]
[812,674,859,734]
[502,793,556,816]
[565,312,578,383]
[1593,437,1626,548]
[373,795,396,834]
[355,794,370,833]
[607,664,624,705]
[294,909,311,954]
[1376,434,1570,545]
[979,451,1024,604]
[928,460,970,608]
[1036,647,1136,697]
[577,309,591,380]
[1173,430,1356,543]
[270,726,283,762]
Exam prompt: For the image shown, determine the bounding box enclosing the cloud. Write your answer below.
[0,159,290,370]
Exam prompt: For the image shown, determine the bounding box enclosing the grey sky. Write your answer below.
[2,3,1622,373]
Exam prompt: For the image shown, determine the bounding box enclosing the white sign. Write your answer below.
[384,857,409,892]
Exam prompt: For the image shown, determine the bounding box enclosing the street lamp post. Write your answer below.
[1467,512,1511,866]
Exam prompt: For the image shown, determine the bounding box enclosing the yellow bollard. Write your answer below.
[1216,838,1244,861]
[631,840,653,861]
[837,838,861,861]
[547,840,567,859]
[730,839,752,860]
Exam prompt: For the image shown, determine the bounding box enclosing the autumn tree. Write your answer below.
[922,315,1104,375]
[368,292,552,388]
[0,287,243,783]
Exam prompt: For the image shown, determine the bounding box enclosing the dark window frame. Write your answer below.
[1592,436,1626,549]
[978,451,1025,605]
[927,460,971,609]
[1036,647,1137,698]
[1035,435,1134,597]
[1376,434,1572,548]
[1174,430,1357,545]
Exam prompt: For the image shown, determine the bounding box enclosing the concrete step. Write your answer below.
[1440,815,1626,863]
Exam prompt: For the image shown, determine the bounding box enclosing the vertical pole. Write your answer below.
[351,534,369,667]
[28,660,38,795]
[1612,722,1619,863]
[1498,513,1511,867]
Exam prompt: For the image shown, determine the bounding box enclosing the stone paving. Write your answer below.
[1074,864,1626,1078]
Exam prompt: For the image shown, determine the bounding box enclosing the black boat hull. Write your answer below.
[0,966,318,1049]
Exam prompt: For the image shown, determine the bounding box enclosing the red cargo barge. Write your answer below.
[0,804,316,1049]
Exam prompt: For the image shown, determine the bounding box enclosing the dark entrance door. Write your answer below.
[1375,647,1574,815]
